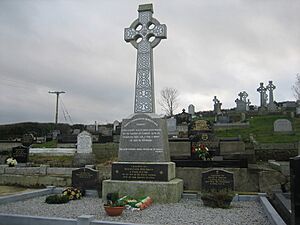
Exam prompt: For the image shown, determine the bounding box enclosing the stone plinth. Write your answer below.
[103,178,183,203]
[111,162,175,181]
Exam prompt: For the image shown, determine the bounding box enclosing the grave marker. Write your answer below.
[274,119,292,132]
[12,146,29,163]
[202,169,234,192]
[72,167,99,190]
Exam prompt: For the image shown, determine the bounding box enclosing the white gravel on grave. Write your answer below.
[0,196,271,225]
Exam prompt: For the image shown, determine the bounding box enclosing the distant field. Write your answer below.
[215,115,300,143]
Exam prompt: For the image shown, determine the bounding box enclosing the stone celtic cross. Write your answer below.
[257,82,267,107]
[124,4,167,113]
[266,81,276,104]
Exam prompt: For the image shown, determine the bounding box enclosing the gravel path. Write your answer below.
[0,196,271,225]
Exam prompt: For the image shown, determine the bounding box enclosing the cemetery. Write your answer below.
[0,3,299,225]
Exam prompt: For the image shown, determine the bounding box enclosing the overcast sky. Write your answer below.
[0,0,299,125]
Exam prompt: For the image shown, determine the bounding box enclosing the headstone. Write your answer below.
[266,80,277,111]
[166,117,177,137]
[257,82,267,107]
[113,120,120,132]
[290,156,300,225]
[72,167,99,190]
[274,119,292,132]
[188,104,195,115]
[176,109,191,125]
[193,120,211,131]
[216,115,230,123]
[235,91,248,112]
[177,123,188,138]
[77,131,92,153]
[118,113,170,162]
[213,96,222,115]
[202,169,234,192]
[21,134,34,147]
[12,146,29,163]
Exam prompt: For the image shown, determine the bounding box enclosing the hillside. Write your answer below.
[215,115,299,143]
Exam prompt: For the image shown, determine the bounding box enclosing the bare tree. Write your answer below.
[292,73,300,100]
[159,87,179,116]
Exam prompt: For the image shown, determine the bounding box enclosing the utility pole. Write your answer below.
[48,91,65,124]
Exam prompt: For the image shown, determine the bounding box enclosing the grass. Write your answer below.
[214,115,300,143]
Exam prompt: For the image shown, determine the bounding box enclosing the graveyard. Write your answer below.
[0,2,300,225]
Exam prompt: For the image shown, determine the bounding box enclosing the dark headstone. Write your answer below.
[12,146,29,163]
[290,156,300,225]
[118,113,170,162]
[112,163,169,181]
[72,167,99,190]
[190,133,220,157]
[21,134,34,147]
[202,169,234,192]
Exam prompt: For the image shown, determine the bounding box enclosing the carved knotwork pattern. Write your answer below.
[139,41,150,53]
[139,11,151,24]
[137,70,150,88]
[124,28,137,41]
[137,53,150,70]
[153,25,165,37]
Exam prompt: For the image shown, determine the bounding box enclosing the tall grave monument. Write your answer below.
[102,4,183,203]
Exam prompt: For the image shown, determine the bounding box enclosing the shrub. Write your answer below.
[45,194,69,204]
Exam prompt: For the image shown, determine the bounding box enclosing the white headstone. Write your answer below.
[77,131,92,153]
[188,104,195,115]
[274,119,292,132]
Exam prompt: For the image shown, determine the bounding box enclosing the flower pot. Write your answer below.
[104,206,124,216]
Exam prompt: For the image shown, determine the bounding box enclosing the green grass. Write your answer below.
[215,115,300,143]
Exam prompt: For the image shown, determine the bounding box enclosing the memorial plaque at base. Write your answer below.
[72,167,99,190]
[112,162,175,181]
[202,169,234,192]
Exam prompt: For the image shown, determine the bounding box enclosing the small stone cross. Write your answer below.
[213,96,219,105]
[124,4,167,113]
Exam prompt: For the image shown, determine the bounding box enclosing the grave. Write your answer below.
[102,4,183,203]
[202,169,234,192]
[11,146,29,164]
[73,131,95,167]
[72,167,100,190]
[290,156,300,225]
[166,117,178,137]
[188,104,195,115]
[274,119,292,132]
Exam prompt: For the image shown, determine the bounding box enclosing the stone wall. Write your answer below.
[255,143,298,161]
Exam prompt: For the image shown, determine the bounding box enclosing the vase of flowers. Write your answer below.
[192,144,212,160]
[6,158,17,167]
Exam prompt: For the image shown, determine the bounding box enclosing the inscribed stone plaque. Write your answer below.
[193,120,211,131]
[202,169,234,192]
[72,167,99,189]
[274,119,292,132]
[118,113,170,162]
[12,146,29,163]
[77,131,92,153]
[112,163,168,181]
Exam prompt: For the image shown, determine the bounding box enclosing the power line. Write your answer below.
[48,91,65,124]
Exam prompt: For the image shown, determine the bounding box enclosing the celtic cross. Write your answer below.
[124,4,167,113]
[257,82,267,107]
[266,81,276,104]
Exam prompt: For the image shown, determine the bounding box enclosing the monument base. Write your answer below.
[102,178,183,203]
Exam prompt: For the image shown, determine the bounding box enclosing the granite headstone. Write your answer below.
[77,131,92,153]
[12,146,29,163]
[274,119,292,132]
[202,169,234,192]
[72,167,99,190]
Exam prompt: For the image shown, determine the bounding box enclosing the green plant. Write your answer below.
[62,187,82,200]
[105,192,125,207]
[201,190,235,208]
[45,194,70,204]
